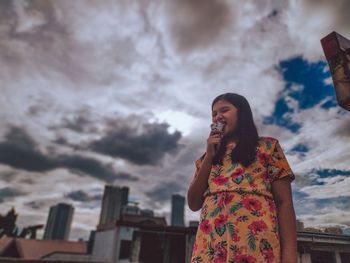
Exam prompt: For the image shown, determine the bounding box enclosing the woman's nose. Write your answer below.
[214,115,224,123]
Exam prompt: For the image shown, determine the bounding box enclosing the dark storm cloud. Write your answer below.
[27,97,57,117]
[0,0,100,86]
[0,0,67,59]
[28,105,45,116]
[19,178,35,185]
[0,171,17,182]
[0,187,26,203]
[52,136,69,146]
[0,126,136,182]
[61,115,93,133]
[66,190,102,202]
[145,180,184,203]
[25,201,45,210]
[51,136,80,151]
[49,108,97,134]
[0,126,55,172]
[166,0,233,52]
[89,120,182,165]
[64,158,140,182]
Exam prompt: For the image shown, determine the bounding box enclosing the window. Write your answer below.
[340,253,350,263]
[310,251,336,263]
[119,240,132,259]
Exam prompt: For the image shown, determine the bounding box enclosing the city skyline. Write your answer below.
[1,183,346,241]
[0,0,350,240]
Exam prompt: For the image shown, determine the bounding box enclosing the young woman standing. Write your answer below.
[188,93,297,263]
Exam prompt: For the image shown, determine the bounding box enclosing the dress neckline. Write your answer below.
[225,142,236,152]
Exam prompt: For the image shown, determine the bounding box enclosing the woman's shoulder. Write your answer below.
[258,136,279,149]
[259,136,279,142]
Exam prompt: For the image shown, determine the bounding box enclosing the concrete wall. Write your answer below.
[91,229,118,263]
[116,226,136,263]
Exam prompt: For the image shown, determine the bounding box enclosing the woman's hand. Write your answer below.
[206,130,222,159]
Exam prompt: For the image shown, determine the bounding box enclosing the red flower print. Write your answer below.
[200,205,208,217]
[213,242,227,263]
[199,219,212,234]
[192,242,197,255]
[262,171,269,182]
[217,192,234,208]
[262,250,274,263]
[242,197,262,211]
[257,152,270,165]
[213,176,229,185]
[232,233,240,242]
[260,239,274,263]
[234,254,257,263]
[212,164,221,171]
[214,214,228,228]
[231,167,245,178]
[265,197,276,212]
[248,220,268,235]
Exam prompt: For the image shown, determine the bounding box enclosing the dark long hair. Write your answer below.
[212,93,259,167]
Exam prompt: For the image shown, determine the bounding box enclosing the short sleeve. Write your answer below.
[268,140,295,182]
[191,153,211,196]
[192,153,205,180]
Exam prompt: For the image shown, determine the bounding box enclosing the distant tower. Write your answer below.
[171,194,185,227]
[43,203,74,240]
[296,219,305,231]
[99,185,129,226]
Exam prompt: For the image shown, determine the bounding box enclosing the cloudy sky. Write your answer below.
[1,0,350,240]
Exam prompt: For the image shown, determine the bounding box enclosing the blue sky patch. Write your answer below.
[264,56,337,133]
[289,143,309,157]
[314,196,350,210]
[310,168,350,178]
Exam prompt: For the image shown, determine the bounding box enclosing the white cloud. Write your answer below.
[1,0,349,239]
[299,176,350,199]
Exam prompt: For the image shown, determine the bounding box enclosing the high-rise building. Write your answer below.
[171,194,185,227]
[43,203,74,240]
[99,185,129,226]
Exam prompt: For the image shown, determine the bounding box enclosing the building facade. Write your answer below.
[91,222,350,263]
[99,185,129,226]
[171,194,185,227]
[43,203,74,240]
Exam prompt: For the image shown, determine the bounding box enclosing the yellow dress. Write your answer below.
[191,137,294,263]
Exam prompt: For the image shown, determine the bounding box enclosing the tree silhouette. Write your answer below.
[0,208,43,239]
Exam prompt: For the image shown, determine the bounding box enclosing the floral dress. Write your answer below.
[191,137,294,263]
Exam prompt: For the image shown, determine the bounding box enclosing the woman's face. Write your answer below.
[212,99,238,137]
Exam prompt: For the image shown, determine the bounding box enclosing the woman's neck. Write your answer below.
[224,134,238,144]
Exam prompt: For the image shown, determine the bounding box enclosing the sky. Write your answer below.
[0,0,350,240]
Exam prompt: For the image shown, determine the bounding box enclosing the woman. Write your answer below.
[187,93,297,263]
